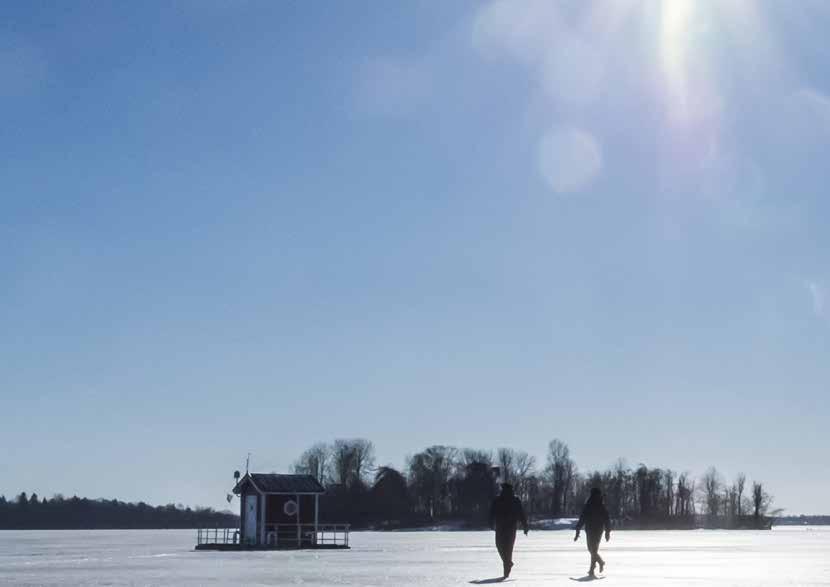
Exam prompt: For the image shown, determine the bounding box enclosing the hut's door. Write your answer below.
[244,495,258,543]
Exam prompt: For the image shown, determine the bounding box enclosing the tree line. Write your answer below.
[0,439,778,531]
[294,438,777,530]
[0,493,237,530]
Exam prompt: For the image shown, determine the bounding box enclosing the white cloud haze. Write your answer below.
[807,281,825,318]
[537,128,603,194]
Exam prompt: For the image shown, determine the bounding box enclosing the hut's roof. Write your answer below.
[234,473,325,495]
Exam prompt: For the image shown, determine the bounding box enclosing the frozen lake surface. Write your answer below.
[1,527,829,586]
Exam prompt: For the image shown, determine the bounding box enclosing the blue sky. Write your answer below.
[2,1,829,514]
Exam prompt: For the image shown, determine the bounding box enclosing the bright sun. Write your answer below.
[655,0,765,125]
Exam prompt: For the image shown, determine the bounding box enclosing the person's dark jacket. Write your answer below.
[575,495,611,535]
[489,490,529,534]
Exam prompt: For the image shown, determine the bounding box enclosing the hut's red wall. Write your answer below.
[265,495,316,524]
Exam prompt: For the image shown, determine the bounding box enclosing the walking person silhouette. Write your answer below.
[574,488,612,578]
[489,483,529,579]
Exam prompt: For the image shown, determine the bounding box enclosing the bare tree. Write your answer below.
[407,446,458,519]
[352,438,376,484]
[735,473,746,518]
[496,449,535,480]
[330,440,355,486]
[725,485,738,524]
[563,457,576,514]
[546,439,574,516]
[290,438,776,530]
[496,448,536,504]
[496,448,515,482]
[461,449,493,468]
[293,443,331,483]
[525,474,543,517]
[608,459,628,518]
[330,438,375,488]
[702,467,722,520]
[752,481,773,519]
[514,452,536,479]
[675,472,694,518]
[664,470,675,518]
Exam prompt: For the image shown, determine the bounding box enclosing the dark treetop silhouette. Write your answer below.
[3,438,781,530]
[292,438,777,531]
[0,493,237,530]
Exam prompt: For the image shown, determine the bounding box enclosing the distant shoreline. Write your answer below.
[0,494,238,531]
[3,524,830,532]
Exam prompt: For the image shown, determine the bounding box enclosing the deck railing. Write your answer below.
[196,527,239,546]
[265,523,350,548]
[196,524,349,548]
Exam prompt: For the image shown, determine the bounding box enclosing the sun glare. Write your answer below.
[660,0,696,123]
[656,0,769,126]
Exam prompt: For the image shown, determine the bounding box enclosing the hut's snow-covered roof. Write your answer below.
[234,473,325,495]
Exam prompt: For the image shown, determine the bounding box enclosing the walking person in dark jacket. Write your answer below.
[489,483,529,578]
[574,487,612,578]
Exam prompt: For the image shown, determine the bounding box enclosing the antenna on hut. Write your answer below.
[245,452,251,475]
[228,470,240,503]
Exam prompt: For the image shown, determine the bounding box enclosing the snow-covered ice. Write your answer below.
[1,527,829,586]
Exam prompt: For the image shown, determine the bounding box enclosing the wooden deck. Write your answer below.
[195,542,349,551]
[195,524,350,551]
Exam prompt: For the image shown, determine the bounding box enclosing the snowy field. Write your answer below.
[1,527,829,586]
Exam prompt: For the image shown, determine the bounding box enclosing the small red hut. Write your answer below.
[196,473,349,550]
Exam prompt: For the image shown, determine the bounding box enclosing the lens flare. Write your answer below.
[660,0,696,123]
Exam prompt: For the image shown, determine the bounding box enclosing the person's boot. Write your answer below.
[504,561,513,578]
[598,558,605,574]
